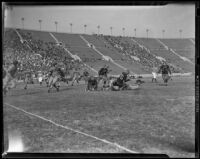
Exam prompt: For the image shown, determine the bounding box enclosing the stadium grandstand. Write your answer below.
[3,27,195,77]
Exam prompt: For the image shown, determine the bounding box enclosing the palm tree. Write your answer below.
[70,23,73,33]
[162,29,165,39]
[122,27,125,37]
[97,25,100,35]
[179,29,182,39]
[134,28,137,37]
[84,24,87,34]
[110,26,113,36]
[21,17,25,29]
[55,21,58,32]
[39,19,42,31]
[146,29,149,39]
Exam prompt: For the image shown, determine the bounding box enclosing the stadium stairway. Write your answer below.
[133,37,195,73]
[79,35,128,71]
[80,35,150,76]
[49,32,98,75]
[51,32,126,75]
[14,29,35,52]
[156,38,194,65]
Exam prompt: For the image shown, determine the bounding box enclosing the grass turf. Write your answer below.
[3,76,195,157]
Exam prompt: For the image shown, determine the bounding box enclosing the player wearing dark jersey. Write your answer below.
[158,61,172,85]
[111,70,139,91]
[98,65,111,88]
[48,62,60,92]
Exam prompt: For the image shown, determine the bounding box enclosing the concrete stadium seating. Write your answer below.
[160,39,195,62]
[135,38,165,50]
[4,28,195,74]
[19,29,55,43]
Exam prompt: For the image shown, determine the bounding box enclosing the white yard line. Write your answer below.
[4,102,138,153]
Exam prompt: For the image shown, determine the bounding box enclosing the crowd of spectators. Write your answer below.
[4,29,182,80]
[3,29,84,79]
[103,36,181,73]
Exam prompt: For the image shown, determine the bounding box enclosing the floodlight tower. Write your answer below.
[39,19,42,31]
[146,29,149,39]
[122,27,125,37]
[179,29,182,39]
[134,28,137,37]
[162,29,165,39]
[97,25,100,35]
[70,23,73,33]
[84,24,87,34]
[110,26,113,36]
[55,21,58,32]
[21,17,25,29]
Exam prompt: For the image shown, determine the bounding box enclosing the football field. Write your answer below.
[3,76,195,157]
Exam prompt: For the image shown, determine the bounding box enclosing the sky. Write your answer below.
[4,4,195,38]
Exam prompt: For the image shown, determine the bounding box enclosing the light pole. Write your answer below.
[21,17,25,29]
[179,29,182,39]
[122,27,125,37]
[162,29,165,39]
[97,25,100,35]
[70,23,73,33]
[84,24,87,34]
[39,19,42,31]
[146,29,149,39]
[110,26,113,36]
[55,21,58,32]
[134,28,136,37]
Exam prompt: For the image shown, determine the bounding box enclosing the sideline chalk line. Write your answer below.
[4,102,138,153]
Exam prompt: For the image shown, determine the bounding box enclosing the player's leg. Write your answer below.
[52,76,59,91]
[48,76,53,92]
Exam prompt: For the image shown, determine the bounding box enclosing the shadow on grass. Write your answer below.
[151,135,195,153]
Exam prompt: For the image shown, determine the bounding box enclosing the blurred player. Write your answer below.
[47,62,60,92]
[158,61,172,86]
[38,71,43,86]
[152,64,158,83]
[3,60,20,95]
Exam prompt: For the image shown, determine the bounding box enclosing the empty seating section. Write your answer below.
[83,35,125,60]
[160,39,194,50]
[85,60,124,75]
[135,38,165,50]
[53,33,87,47]
[20,30,55,42]
[160,39,195,61]
[97,47,126,60]
[175,49,195,62]
[83,35,106,47]
[119,37,163,68]
[116,60,150,74]
[68,47,102,60]
[53,33,102,60]
[152,50,194,72]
